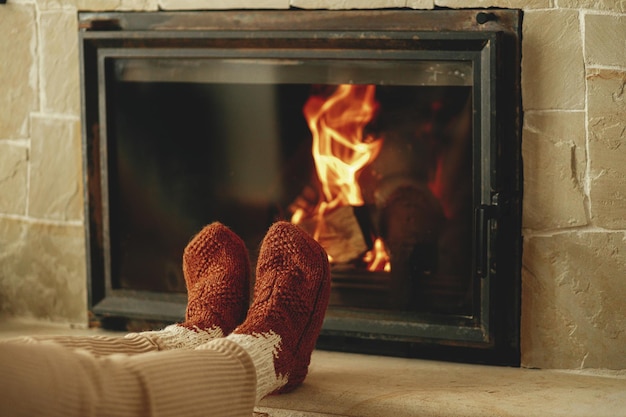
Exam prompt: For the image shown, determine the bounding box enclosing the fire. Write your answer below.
[305,84,382,208]
[292,84,391,271]
[363,237,391,272]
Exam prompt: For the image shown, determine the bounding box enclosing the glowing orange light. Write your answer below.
[363,237,391,272]
[427,155,453,219]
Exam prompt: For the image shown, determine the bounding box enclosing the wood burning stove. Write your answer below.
[79,9,522,365]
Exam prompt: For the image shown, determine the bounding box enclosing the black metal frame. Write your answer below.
[79,9,522,365]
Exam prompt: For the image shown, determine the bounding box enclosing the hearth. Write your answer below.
[80,9,522,364]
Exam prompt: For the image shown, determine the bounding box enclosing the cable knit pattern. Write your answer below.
[232,221,331,396]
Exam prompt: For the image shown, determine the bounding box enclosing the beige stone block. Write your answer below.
[159,0,289,9]
[587,69,626,229]
[291,0,406,8]
[435,0,551,8]
[37,0,158,11]
[0,4,38,139]
[40,10,81,116]
[0,143,29,215]
[522,111,587,230]
[559,0,626,12]
[28,115,83,221]
[0,218,87,324]
[522,10,585,110]
[521,232,626,369]
[406,0,435,8]
[585,14,626,67]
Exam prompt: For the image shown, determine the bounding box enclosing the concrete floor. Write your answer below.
[1,318,625,417]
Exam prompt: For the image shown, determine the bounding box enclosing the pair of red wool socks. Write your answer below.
[178,221,331,397]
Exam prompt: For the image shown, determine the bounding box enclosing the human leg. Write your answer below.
[218,221,331,402]
[131,220,251,350]
[0,221,330,416]
[0,336,256,417]
[2,222,250,357]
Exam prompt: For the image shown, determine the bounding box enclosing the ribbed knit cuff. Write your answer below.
[222,332,288,402]
[133,324,224,351]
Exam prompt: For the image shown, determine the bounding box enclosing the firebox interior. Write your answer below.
[110,63,474,317]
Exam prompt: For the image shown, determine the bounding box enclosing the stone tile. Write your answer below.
[587,69,626,229]
[0,143,29,215]
[37,0,158,11]
[559,0,626,12]
[260,350,626,416]
[28,115,83,221]
[0,4,38,139]
[521,232,626,369]
[291,0,406,8]
[0,219,87,324]
[405,0,435,8]
[39,10,81,116]
[435,0,552,8]
[522,111,588,230]
[522,9,585,110]
[159,0,289,9]
[585,14,626,68]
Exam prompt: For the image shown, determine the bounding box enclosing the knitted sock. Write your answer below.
[226,221,331,401]
[135,222,251,350]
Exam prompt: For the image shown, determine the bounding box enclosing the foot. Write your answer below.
[228,221,331,398]
[181,222,250,334]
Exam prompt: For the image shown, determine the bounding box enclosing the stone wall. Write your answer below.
[0,0,624,370]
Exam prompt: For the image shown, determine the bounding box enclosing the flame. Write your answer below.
[363,237,391,272]
[303,84,383,209]
[292,84,391,271]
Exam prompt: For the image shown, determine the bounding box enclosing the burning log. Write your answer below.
[297,205,369,264]
[375,177,445,247]
[377,180,446,308]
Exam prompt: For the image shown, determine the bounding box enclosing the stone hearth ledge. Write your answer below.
[0,319,624,417]
[258,350,626,417]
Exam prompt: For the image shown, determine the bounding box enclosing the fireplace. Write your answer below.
[80,9,522,365]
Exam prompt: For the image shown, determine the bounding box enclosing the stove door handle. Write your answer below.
[476,204,497,278]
